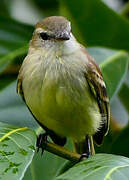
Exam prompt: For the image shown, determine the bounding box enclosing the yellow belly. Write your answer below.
[22,53,101,141]
[23,77,101,141]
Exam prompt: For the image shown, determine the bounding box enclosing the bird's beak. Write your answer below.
[56,32,70,40]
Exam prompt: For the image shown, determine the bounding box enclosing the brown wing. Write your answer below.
[17,73,25,101]
[82,48,110,145]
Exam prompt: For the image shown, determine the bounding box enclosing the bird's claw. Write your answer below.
[36,133,48,155]
[79,153,90,162]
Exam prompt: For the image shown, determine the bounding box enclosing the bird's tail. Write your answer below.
[73,136,95,155]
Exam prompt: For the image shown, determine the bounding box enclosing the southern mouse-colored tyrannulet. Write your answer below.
[17,16,110,157]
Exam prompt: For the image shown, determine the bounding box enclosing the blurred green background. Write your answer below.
[0,0,129,179]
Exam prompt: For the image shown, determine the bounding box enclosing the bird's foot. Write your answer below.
[36,133,48,155]
[79,153,90,162]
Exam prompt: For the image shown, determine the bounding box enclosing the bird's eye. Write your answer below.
[40,32,49,40]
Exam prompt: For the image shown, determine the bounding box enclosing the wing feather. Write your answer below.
[83,48,110,145]
[17,74,25,101]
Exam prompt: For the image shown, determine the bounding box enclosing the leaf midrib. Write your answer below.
[0,127,28,142]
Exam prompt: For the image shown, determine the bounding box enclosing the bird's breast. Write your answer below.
[22,52,101,140]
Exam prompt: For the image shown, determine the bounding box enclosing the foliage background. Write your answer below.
[0,0,129,180]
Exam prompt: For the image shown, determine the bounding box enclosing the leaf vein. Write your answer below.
[104,165,129,180]
[83,166,109,178]
[0,127,28,142]
[16,132,34,145]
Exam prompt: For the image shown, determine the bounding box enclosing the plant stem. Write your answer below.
[42,140,81,162]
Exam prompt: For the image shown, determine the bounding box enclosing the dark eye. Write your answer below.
[40,32,49,40]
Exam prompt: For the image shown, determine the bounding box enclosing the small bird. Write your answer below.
[17,16,110,157]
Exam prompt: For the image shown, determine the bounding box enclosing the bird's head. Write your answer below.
[31,16,71,47]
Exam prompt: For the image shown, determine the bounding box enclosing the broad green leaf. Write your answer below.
[0,16,33,90]
[23,136,72,180]
[56,154,129,180]
[0,74,16,91]
[59,0,129,50]
[23,151,65,180]
[111,125,129,157]
[100,51,129,100]
[0,16,33,72]
[87,47,117,64]
[0,81,38,129]
[119,83,129,113]
[0,122,36,180]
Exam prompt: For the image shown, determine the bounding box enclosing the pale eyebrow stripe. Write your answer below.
[35,28,46,33]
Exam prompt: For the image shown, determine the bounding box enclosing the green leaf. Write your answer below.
[111,125,129,157]
[100,51,129,100]
[23,151,65,180]
[56,154,129,180]
[0,122,36,180]
[0,16,33,90]
[59,0,129,50]
[0,74,16,91]
[87,47,117,64]
[0,81,38,129]
[23,136,73,180]
[118,83,129,113]
[0,16,33,73]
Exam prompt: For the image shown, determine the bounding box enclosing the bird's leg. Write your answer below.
[79,135,91,161]
[86,135,91,157]
[36,132,81,162]
[36,133,48,155]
